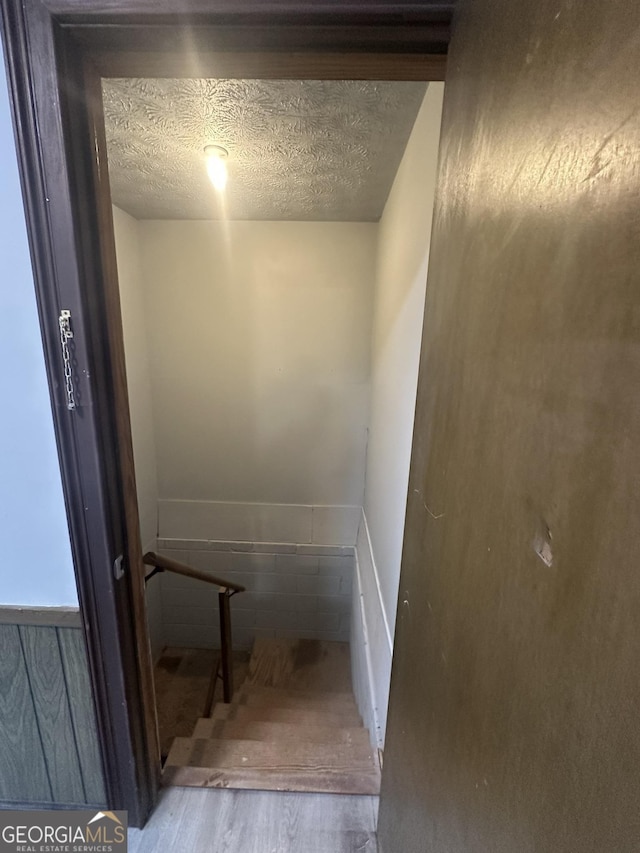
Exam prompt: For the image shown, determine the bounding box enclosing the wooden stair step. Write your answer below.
[237,685,355,702]
[212,702,362,728]
[192,716,371,747]
[164,737,380,796]
[163,764,381,795]
[247,637,352,692]
[234,687,360,714]
[160,638,381,798]
[167,736,375,767]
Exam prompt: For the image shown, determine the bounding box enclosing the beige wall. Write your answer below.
[363,83,445,633]
[352,84,444,745]
[139,220,376,516]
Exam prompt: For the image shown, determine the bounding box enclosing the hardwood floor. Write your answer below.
[128,787,378,853]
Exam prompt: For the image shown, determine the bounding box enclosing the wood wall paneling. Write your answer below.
[18,626,86,804]
[58,629,108,805]
[0,622,106,808]
[0,625,52,803]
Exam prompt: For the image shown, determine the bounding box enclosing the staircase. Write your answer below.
[163,638,381,795]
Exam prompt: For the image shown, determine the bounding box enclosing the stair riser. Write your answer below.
[235,694,360,714]
[192,717,370,747]
[163,765,380,796]
[237,686,354,702]
[213,704,361,728]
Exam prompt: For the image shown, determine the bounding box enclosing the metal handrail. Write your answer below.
[142,551,244,710]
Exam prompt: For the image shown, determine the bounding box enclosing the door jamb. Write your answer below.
[0,0,451,826]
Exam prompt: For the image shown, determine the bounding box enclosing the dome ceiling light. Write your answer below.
[204,144,228,191]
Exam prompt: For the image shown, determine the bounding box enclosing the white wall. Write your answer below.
[0,45,76,607]
[139,220,376,542]
[353,83,444,745]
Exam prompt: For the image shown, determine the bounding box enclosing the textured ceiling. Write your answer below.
[102,78,427,221]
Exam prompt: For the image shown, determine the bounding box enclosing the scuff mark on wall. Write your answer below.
[533,523,553,567]
[413,488,445,520]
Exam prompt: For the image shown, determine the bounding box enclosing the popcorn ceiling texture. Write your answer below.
[102,78,427,221]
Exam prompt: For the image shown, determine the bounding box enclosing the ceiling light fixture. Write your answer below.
[204,144,228,191]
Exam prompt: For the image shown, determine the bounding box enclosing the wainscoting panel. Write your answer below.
[0,609,106,808]
[19,626,86,804]
[0,625,51,803]
[57,630,109,805]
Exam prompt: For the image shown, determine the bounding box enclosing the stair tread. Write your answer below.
[212,703,362,728]
[164,737,380,796]
[167,736,377,767]
[192,717,371,746]
[247,637,352,692]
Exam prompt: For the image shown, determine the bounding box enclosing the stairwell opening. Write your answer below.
[105,75,444,792]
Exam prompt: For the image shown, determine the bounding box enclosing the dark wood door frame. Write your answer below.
[0,0,451,827]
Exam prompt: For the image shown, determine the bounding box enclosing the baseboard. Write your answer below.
[0,606,81,627]
[351,510,393,749]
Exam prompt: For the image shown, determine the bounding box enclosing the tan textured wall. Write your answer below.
[139,220,376,509]
[379,1,640,851]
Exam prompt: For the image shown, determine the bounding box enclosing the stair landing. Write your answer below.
[163,638,380,795]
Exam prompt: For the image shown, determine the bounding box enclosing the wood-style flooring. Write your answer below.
[128,787,378,853]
